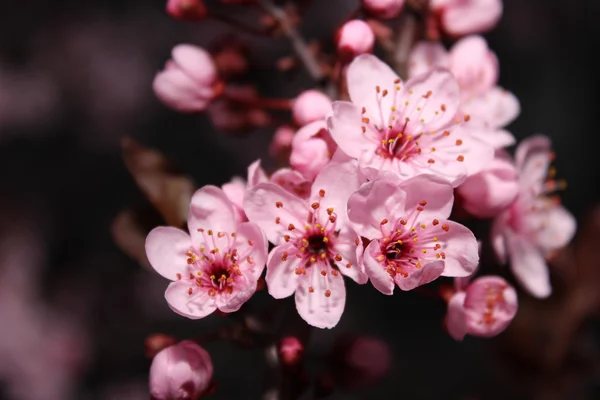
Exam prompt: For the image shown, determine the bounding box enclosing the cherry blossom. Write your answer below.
[336,20,376,62]
[361,0,405,19]
[145,186,268,318]
[429,0,502,37]
[166,0,207,20]
[292,90,332,126]
[491,135,576,298]
[290,120,338,180]
[347,174,479,294]
[244,154,367,328]
[446,275,518,341]
[327,54,493,186]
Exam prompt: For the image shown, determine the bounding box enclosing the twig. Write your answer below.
[258,0,326,84]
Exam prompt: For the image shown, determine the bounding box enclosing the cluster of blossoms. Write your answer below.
[139,0,576,398]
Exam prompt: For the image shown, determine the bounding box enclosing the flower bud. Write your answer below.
[292,90,331,126]
[269,125,295,161]
[361,0,405,19]
[149,341,213,400]
[166,0,207,20]
[278,336,304,367]
[336,20,376,62]
[153,44,221,113]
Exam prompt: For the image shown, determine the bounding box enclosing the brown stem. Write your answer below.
[225,94,293,110]
[258,0,326,84]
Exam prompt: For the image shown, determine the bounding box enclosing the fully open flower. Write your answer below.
[244,154,367,328]
[409,36,520,134]
[347,174,479,294]
[429,0,502,37]
[327,54,493,186]
[145,186,267,318]
[446,275,518,341]
[491,136,576,298]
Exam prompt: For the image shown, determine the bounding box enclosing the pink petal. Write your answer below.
[218,280,257,313]
[505,233,551,298]
[449,35,498,95]
[222,179,246,223]
[188,186,237,247]
[145,227,191,280]
[396,260,444,291]
[346,54,400,113]
[171,44,217,85]
[347,176,407,239]
[292,119,328,145]
[437,221,479,277]
[515,135,552,195]
[295,267,346,329]
[327,101,366,159]
[270,168,312,199]
[290,138,330,180]
[464,276,518,337]
[363,240,395,295]
[235,222,268,281]
[442,0,502,36]
[455,130,496,176]
[164,281,217,319]
[333,231,367,284]
[247,159,268,187]
[244,183,308,245]
[408,41,449,78]
[153,69,212,112]
[311,155,364,229]
[265,244,303,298]
[446,291,468,341]
[491,212,509,264]
[472,128,516,149]
[401,68,460,132]
[461,87,520,129]
[399,174,455,221]
[534,204,576,251]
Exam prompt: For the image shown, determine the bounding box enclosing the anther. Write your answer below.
[432,219,439,225]
[335,254,343,262]
[276,201,283,208]
[319,189,325,197]
[456,139,463,146]
[308,287,314,293]
[275,217,281,224]
[457,155,464,162]
[311,202,320,209]
[380,218,388,225]
[288,224,295,230]
[441,104,446,111]
[325,290,332,297]
[442,224,450,232]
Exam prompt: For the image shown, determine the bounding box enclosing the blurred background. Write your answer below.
[0,0,599,399]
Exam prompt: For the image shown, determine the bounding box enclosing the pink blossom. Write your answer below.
[429,0,502,37]
[361,0,405,19]
[446,276,518,341]
[336,20,376,62]
[409,36,520,133]
[269,167,313,199]
[145,186,267,318]
[348,174,479,294]
[292,90,332,126]
[290,120,337,180]
[327,54,494,186]
[457,150,519,218]
[244,154,367,328]
[153,44,221,113]
[222,159,269,223]
[331,335,391,388]
[269,125,295,160]
[166,0,207,20]
[149,340,213,400]
[279,337,304,366]
[491,136,576,298]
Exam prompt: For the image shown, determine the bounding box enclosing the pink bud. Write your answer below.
[153,44,221,113]
[331,335,391,388]
[166,0,207,20]
[336,20,376,62]
[149,341,213,400]
[446,276,518,341]
[361,0,405,19]
[292,90,332,126]
[279,336,304,367]
[269,125,295,160]
[430,0,502,37]
[290,120,335,180]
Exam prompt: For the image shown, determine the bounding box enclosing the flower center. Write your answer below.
[307,233,327,253]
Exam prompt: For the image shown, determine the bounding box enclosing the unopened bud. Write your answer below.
[336,20,376,62]
[361,0,405,19]
[292,90,332,126]
[166,0,207,21]
[278,336,304,367]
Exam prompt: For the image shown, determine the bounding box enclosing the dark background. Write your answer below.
[0,0,599,399]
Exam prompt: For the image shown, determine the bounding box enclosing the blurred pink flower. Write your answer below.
[331,335,391,388]
[290,120,337,180]
[361,0,405,19]
[149,340,213,400]
[457,150,519,218]
[244,154,367,328]
[446,275,518,341]
[491,136,576,298]
[145,186,267,318]
[336,20,376,62]
[292,90,332,126]
[327,54,493,186]
[278,336,304,366]
[348,174,479,294]
[166,0,207,20]
[153,44,221,113]
[269,125,295,159]
[222,159,269,223]
[430,0,502,37]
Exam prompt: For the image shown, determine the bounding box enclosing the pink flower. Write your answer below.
[457,150,519,218]
[446,276,518,341]
[409,36,520,133]
[269,125,295,160]
[361,0,405,19]
[149,340,213,400]
[327,54,493,186]
[429,0,502,37]
[222,160,269,223]
[145,186,267,318]
[278,337,304,366]
[347,174,479,294]
[153,45,221,113]
[244,154,367,328]
[290,120,338,180]
[491,136,576,298]
[166,0,207,20]
[336,20,376,62]
[292,90,332,126]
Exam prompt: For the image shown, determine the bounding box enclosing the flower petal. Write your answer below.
[247,159,268,187]
[514,135,552,196]
[446,292,468,341]
[408,41,449,78]
[334,231,367,284]
[399,174,455,221]
[327,101,366,159]
[295,267,346,329]
[235,222,268,281]
[188,186,237,246]
[218,280,257,313]
[437,221,479,277]
[462,87,520,129]
[449,35,498,95]
[145,227,191,280]
[165,281,217,319]
[396,260,444,291]
[505,233,551,298]
[346,54,400,111]
[363,240,395,295]
[442,0,502,36]
[265,244,303,299]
